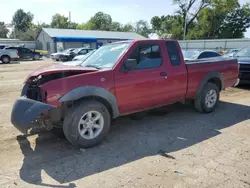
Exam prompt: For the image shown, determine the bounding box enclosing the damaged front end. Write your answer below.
[11,96,55,134]
[11,75,58,134]
[11,65,98,134]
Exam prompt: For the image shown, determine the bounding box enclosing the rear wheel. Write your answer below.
[194,83,220,113]
[63,100,111,148]
[1,56,10,64]
[33,54,40,60]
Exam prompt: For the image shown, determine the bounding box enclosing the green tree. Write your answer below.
[173,0,211,38]
[121,23,135,32]
[110,22,122,31]
[154,0,250,40]
[151,15,183,39]
[217,5,250,38]
[68,22,78,29]
[134,20,151,38]
[0,22,9,38]
[195,0,250,39]
[12,9,33,32]
[89,12,113,30]
[51,14,70,29]
[76,21,95,30]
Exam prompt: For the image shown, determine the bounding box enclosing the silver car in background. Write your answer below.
[182,50,222,61]
[72,49,96,61]
[50,48,75,61]
[0,49,19,64]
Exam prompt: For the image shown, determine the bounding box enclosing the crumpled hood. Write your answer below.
[237,57,250,64]
[26,64,97,81]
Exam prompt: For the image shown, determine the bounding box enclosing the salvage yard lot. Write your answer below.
[0,60,250,188]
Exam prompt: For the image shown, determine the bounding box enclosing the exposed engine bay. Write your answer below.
[25,71,84,101]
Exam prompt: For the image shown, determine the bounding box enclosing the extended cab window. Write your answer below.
[166,41,181,66]
[127,44,162,70]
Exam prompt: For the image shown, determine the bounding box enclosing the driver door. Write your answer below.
[114,42,169,114]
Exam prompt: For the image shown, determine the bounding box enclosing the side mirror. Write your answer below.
[124,59,137,71]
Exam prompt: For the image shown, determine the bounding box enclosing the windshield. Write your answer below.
[182,50,200,59]
[61,49,72,53]
[235,47,250,57]
[73,48,82,54]
[81,42,131,69]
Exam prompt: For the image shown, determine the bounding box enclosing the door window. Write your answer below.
[20,48,31,53]
[126,44,162,70]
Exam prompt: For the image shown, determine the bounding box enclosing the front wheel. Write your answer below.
[63,100,111,148]
[1,56,10,64]
[33,54,40,60]
[194,83,220,113]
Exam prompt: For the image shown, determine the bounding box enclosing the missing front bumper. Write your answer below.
[11,97,55,134]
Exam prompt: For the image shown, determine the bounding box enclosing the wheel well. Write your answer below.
[69,96,114,118]
[1,55,10,59]
[207,77,222,91]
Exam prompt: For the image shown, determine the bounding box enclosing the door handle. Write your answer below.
[160,72,167,76]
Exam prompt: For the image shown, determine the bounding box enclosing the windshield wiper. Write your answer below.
[85,64,102,70]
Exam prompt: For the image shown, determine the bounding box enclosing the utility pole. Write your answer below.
[183,13,187,40]
[69,11,71,23]
[183,2,188,41]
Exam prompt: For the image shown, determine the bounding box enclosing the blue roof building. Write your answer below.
[36,28,145,54]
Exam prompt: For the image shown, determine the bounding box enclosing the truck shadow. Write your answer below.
[17,101,250,187]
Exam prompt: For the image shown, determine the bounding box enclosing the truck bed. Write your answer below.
[185,57,238,99]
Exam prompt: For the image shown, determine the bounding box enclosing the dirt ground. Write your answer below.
[0,60,250,188]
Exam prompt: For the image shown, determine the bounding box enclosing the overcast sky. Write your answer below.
[1,0,250,38]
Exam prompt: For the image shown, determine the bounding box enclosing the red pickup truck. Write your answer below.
[11,40,239,148]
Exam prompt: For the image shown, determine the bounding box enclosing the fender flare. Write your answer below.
[194,72,224,98]
[58,86,120,118]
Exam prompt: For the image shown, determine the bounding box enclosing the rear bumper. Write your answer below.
[11,97,55,134]
[234,78,240,87]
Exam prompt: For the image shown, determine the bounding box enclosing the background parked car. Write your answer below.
[5,47,42,60]
[0,48,19,64]
[59,48,94,62]
[50,48,75,61]
[72,49,96,61]
[0,44,9,49]
[234,46,250,84]
[224,49,241,57]
[182,50,222,61]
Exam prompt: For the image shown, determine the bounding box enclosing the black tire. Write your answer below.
[194,83,220,113]
[63,100,111,148]
[33,54,40,60]
[1,55,10,64]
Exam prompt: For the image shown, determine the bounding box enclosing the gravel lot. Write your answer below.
[0,60,250,188]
